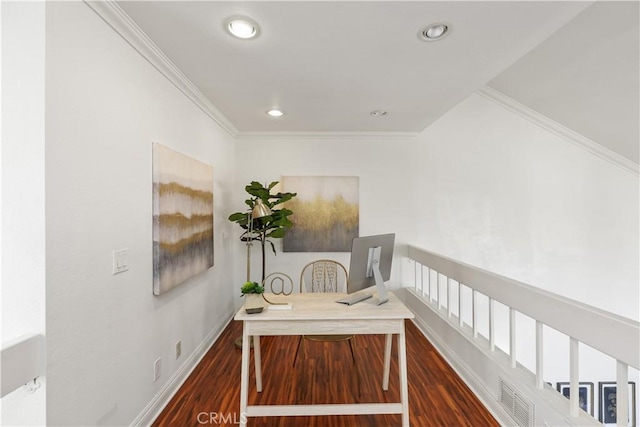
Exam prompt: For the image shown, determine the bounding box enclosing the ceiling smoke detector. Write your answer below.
[419,23,450,41]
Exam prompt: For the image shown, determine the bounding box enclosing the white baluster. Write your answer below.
[437,273,441,309]
[489,298,495,351]
[430,269,435,304]
[426,267,431,301]
[510,308,516,368]
[459,284,464,328]
[472,290,478,338]
[536,321,543,389]
[569,338,579,417]
[617,361,629,427]
[447,278,452,319]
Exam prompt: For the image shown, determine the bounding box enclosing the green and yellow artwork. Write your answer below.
[152,143,213,295]
[282,176,359,252]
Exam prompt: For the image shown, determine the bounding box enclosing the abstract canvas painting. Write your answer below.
[282,176,359,252]
[153,143,213,295]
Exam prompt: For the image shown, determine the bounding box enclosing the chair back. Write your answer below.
[299,260,348,293]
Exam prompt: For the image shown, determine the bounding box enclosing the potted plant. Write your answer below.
[241,281,265,314]
[229,181,297,282]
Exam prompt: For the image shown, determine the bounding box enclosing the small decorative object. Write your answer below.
[241,281,265,314]
[261,272,294,310]
[599,381,636,426]
[556,382,594,416]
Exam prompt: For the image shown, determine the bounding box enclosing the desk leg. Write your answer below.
[382,333,392,391]
[254,335,262,392]
[239,328,249,427]
[398,326,410,427]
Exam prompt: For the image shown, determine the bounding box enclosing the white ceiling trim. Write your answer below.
[236,131,419,142]
[477,86,639,177]
[84,0,239,138]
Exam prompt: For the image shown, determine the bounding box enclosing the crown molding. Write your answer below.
[236,131,420,142]
[84,0,238,138]
[477,86,638,177]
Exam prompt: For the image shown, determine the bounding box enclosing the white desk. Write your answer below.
[234,291,414,426]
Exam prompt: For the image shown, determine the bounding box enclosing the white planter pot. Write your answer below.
[244,293,264,314]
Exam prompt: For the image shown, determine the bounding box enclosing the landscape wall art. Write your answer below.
[282,176,359,252]
[152,143,213,295]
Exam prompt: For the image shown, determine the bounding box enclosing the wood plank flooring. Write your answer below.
[153,319,498,427]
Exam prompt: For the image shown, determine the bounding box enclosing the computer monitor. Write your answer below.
[347,233,395,305]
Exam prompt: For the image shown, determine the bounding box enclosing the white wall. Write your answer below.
[1,1,47,425]
[44,3,236,425]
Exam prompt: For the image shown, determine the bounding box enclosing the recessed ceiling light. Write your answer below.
[370,110,388,117]
[266,109,284,117]
[418,23,450,42]
[225,17,260,39]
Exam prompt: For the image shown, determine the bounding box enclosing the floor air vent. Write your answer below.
[499,377,534,427]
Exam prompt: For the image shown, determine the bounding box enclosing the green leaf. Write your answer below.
[245,182,271,201]
[266,228,285,238]
[228,212,247,222]
[240,281,264,295]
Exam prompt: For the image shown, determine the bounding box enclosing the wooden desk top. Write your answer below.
[234,291,414,322]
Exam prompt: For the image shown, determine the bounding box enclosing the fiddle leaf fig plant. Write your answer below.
[228,181,297,282]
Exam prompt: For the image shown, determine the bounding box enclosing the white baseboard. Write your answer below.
[130,310,235,427]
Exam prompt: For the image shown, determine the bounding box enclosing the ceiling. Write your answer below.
[489,1,639,164]
[117,1,638,164]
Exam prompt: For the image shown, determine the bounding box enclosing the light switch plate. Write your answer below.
[112,248,129,274]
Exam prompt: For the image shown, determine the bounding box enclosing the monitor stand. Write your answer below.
[369,246,389,305]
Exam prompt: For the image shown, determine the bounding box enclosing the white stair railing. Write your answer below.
[407,245,639,426]
[1,334,45,398]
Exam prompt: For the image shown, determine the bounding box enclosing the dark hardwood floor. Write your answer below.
[153,319,498,427]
